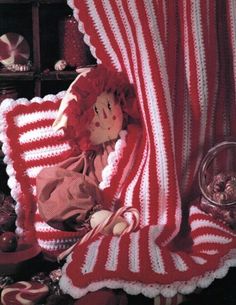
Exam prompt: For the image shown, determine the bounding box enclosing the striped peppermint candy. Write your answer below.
[1,281,49,305]
[0,33,30,66]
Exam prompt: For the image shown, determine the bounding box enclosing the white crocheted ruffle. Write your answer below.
[99,130,127,190]
[60,248,236,299]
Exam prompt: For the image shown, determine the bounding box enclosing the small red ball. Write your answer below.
[0,232,18,252]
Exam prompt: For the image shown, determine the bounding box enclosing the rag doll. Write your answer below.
[36,65,140,240]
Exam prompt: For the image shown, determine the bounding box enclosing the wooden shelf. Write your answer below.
[41,71,77,81]
[0,71,35,81]
[0,1,95,98]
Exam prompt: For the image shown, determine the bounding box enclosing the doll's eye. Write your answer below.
[107,101,111,110]
[94,106,99,114]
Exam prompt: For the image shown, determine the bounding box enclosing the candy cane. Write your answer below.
[57,207,140,262]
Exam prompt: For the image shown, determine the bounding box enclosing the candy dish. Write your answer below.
[0,242,41,275]
[198,141,236,229]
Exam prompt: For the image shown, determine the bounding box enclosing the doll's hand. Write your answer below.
[52,67,92,131]
[90,210,128,236]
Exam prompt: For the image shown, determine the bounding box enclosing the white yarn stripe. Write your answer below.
[14,110,58,127]
[124,141,147,212]
[144,0,182,240]
[19,127,64,144]
[116,0,148,128]
[183,0,191,88]
[81,237,104,274]
[200,249,218,255]
[194,234,232,246]
[149,226,166,274]
[34,221,58,232]
[116,0,153,221]
[111,137,139,208]
[190,219,235,237]
[31,185,36,196]
[128,231,140,273]
[171,253,188,272]
[26,165,47,179]
[191,1,208,175]
[101,0,133,82]
[22,143,70,161]
[37,238,78,250]
[128,1,169,228]
[139,142,151,227]
[115,0,155,225]
[191,255,207,265]
[86,0,121,70]
[144,0,174,144]
[105,236,121,271]
[189,205,205,215]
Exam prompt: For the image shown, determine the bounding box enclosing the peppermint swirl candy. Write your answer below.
[1,281,49,305]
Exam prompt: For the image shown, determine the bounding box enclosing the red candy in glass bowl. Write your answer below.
[0,232,18,252]
[198,141,236,229]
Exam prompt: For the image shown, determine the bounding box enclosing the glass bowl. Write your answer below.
[198,141,236,229]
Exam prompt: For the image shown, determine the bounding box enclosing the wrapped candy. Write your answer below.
[0,276,14,292]
[54,59,67,71]
[31,269,62,296]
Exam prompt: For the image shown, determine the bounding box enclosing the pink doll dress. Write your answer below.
[36,138,120,233]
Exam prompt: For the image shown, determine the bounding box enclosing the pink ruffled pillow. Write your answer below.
[0,92,83,259]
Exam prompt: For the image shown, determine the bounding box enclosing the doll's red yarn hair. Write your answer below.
[63,64,139,152]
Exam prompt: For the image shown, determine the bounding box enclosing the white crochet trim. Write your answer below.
[37,237,78,251]
[0,91,65,235]
[99,130,127,190]
[60,249,236,299]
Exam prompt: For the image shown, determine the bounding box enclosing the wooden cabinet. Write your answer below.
[0,0,95,99]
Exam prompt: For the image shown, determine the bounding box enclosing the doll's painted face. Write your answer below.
[88,92,123,145]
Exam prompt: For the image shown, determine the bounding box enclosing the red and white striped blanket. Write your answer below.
[62,0,236,298]
[0,0,236,302]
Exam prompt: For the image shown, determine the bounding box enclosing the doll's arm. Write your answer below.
[90,210,128,236]
[53,67,92,130]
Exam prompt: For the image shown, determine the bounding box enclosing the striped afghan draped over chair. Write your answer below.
[58,0,236,300]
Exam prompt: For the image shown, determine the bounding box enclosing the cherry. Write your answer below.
[0,232,18,252]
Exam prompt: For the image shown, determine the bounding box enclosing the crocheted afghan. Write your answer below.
[0,93,84,258]
[61,0,236,299]
[0,0,236,302]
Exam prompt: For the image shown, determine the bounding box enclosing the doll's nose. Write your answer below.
[103,108,107,119]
